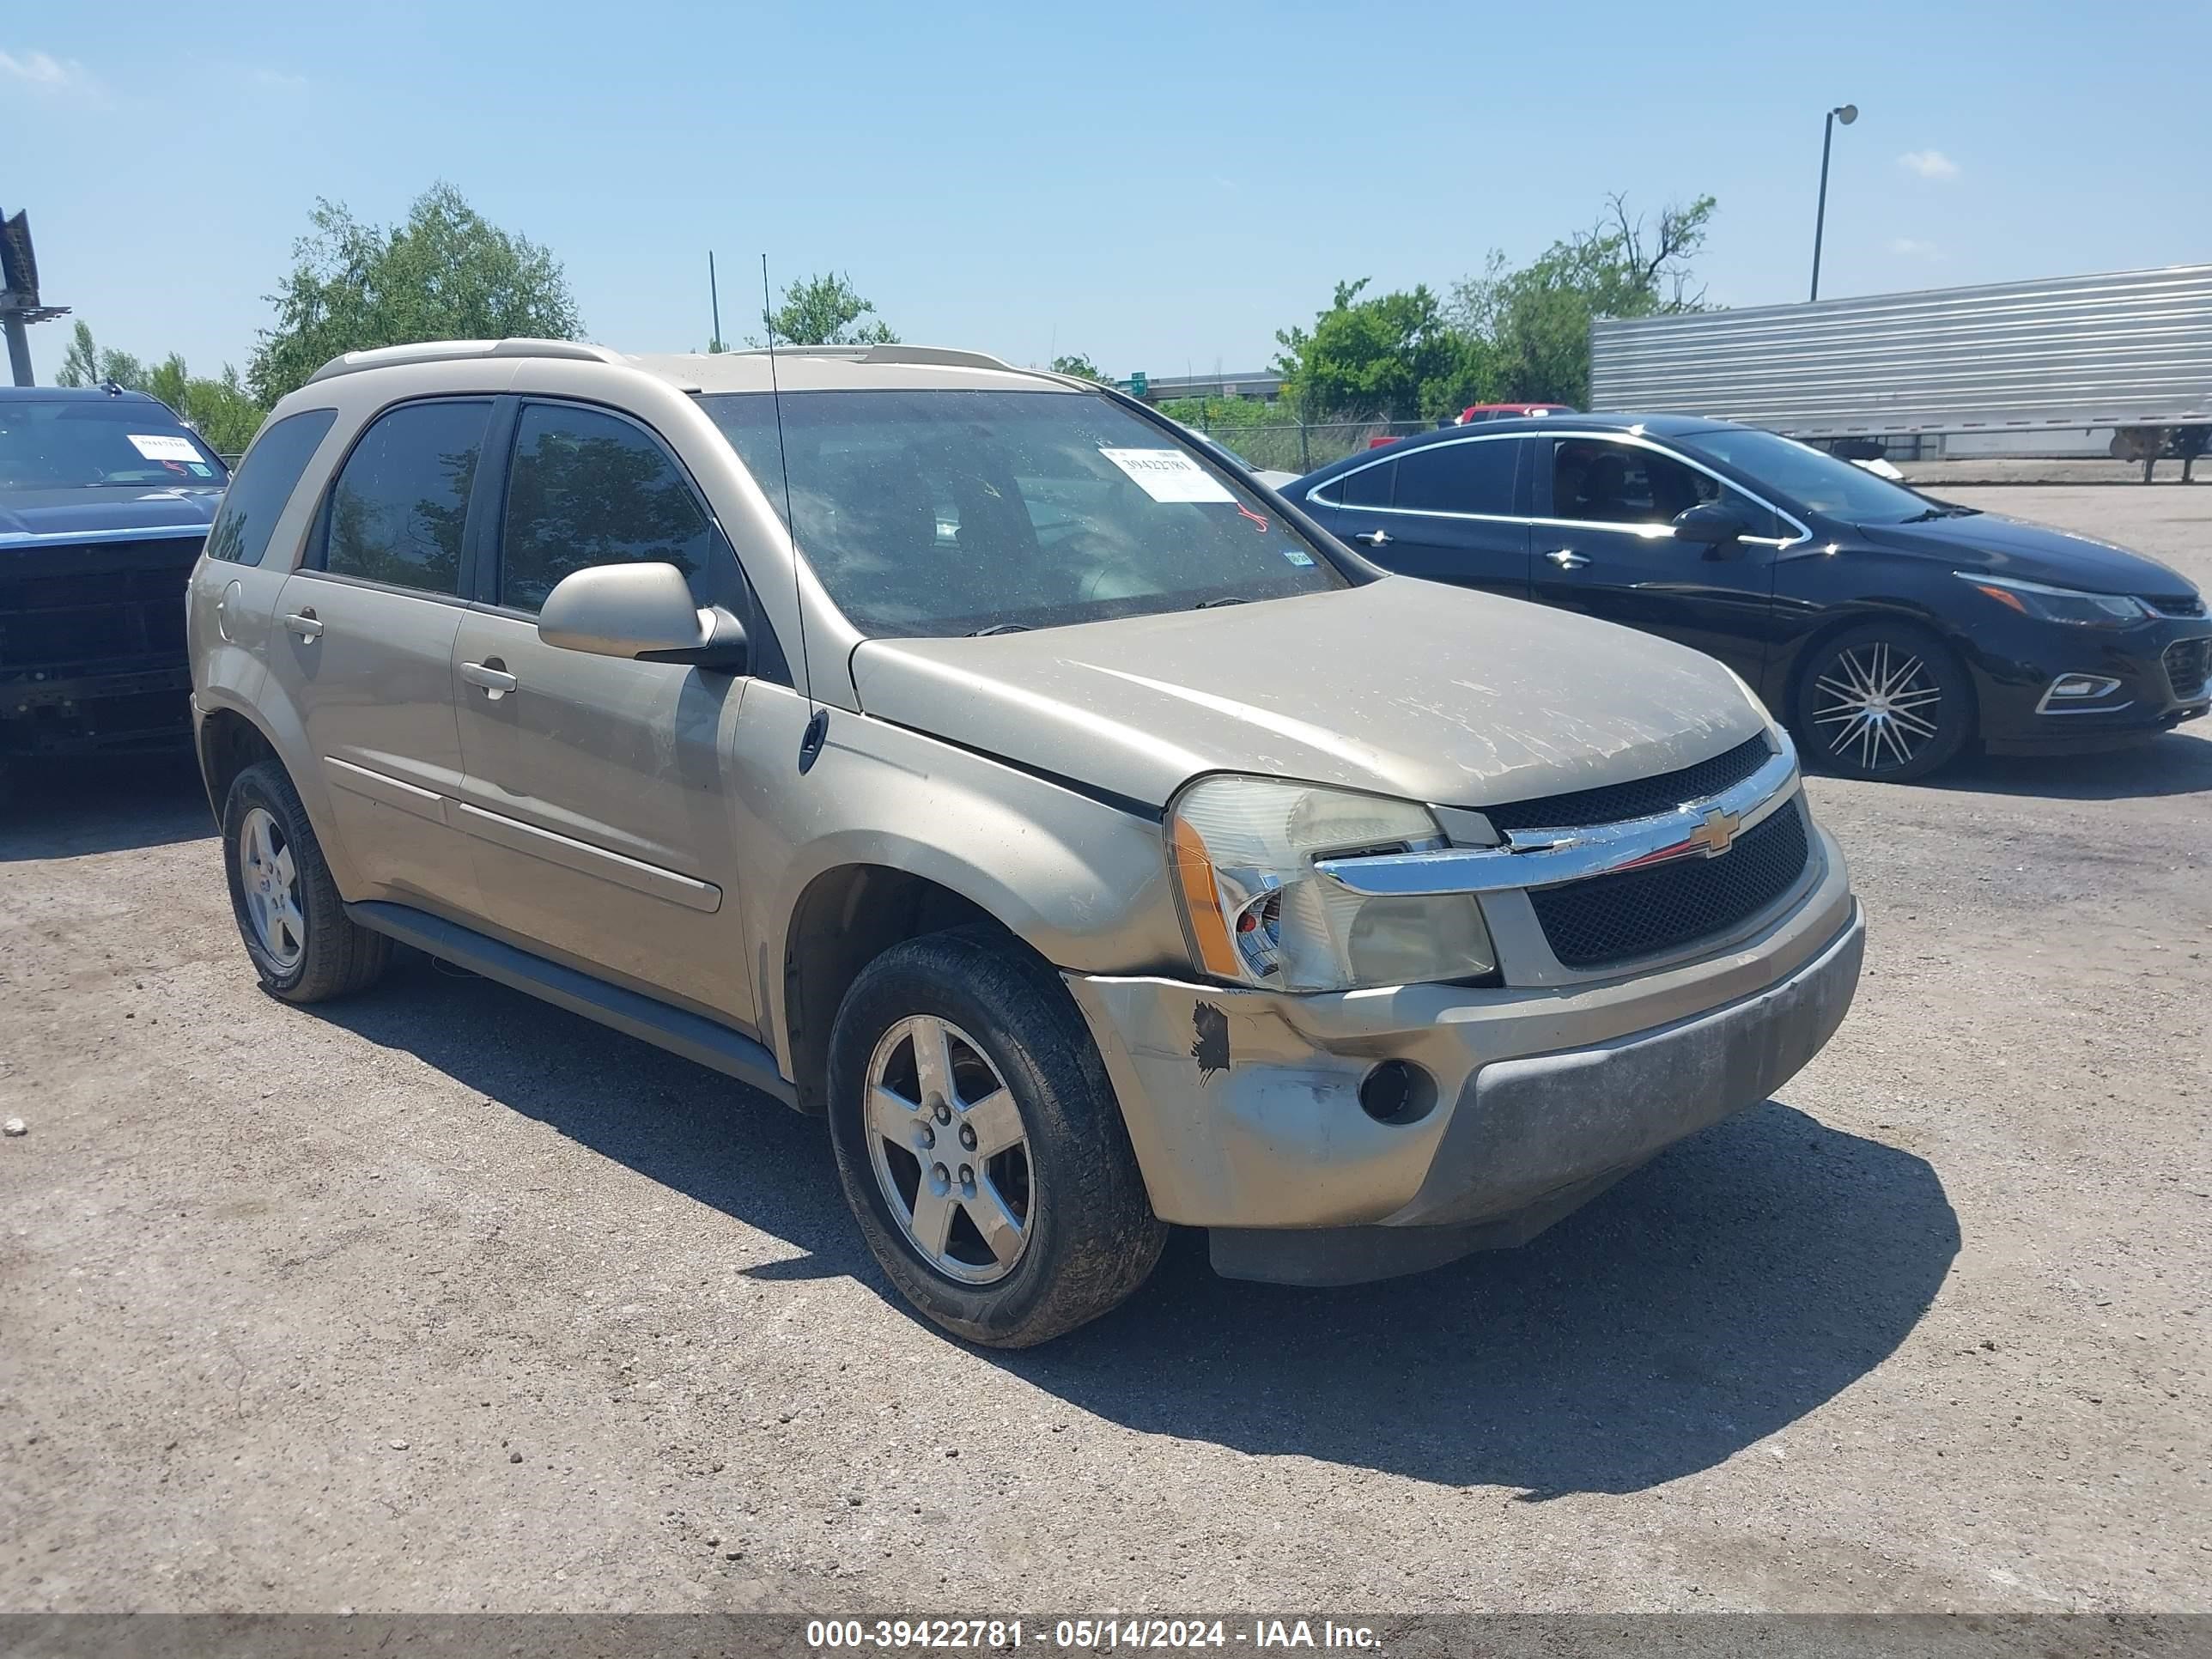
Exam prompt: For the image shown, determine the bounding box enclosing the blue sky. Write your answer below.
[4,1,2206,386]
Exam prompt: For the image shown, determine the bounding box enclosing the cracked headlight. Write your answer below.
[1167,775,1497,993]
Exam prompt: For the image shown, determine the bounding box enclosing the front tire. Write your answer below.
[1792,622,1972,783]
[825,928,1166,1347]
[222,760,391,1003]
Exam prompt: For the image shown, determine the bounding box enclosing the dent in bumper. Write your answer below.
[1065,828,1863,1247]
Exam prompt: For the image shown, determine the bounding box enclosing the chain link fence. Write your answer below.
[1180,418,1435,476]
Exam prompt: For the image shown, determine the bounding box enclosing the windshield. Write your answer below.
[705,389,1347,637]
[0,398,228,489]
[1672,428,1962,526]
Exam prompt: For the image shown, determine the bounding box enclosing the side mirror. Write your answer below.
[1672,501,1750,559]
[537,562,749,672]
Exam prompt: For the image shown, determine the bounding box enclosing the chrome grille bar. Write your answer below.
[1316,735,1801,897]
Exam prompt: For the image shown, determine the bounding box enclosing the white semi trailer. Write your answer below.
[1589,264,2212,480]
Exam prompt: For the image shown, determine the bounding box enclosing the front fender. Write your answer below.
[732,687,1192,1075]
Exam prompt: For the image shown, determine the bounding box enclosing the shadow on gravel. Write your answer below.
[319,951,857,1264]
[1926,729,2212,801]
[1000,1103,1957,1498]
[0,751,211,861]
[325,953,1957,1500]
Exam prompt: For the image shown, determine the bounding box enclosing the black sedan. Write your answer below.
[1285,413,2209,781]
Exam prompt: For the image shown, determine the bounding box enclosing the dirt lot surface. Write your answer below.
[3,487,2207,1615]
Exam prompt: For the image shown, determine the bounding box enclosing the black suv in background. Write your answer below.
[1287,413,2209,781]
[0,386,228,772]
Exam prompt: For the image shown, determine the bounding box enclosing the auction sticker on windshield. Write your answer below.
[127,434,203,462]
[1099,447,1236,504]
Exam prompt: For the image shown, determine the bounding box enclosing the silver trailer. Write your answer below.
[1589,264,2212,475]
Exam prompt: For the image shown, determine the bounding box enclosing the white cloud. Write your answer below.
[1890,237,1943,258]
[0,48,93,93]
[1897,149,1960,181]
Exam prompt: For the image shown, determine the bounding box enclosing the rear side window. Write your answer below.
[497,403,711,612]
[205,409,337,567]
[1393,438,1520,515]
[322,400,491,595]
[1337,457,1395,508]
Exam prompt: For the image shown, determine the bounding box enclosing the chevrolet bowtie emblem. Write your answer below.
[1689,805,1742,856]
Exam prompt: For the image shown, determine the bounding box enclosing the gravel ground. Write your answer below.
[2,486,2206,1615]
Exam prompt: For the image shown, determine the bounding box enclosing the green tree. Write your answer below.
[145,352,189,413]
[53,319,149,391]
[52,320,267,453]
[178,366,268,454]
[759,271,896,347]
[1048,352,1112,383]
[1455,193,1715,407]
[1271,278,1473,422]
[249,182,582,404]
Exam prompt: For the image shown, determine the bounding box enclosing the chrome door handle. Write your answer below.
[284,609,324,640]
[460,660,519,699]
[1355,529,1392,547]
[1546,549,1591,570]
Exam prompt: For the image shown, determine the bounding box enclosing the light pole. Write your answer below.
[1809,102,1858,303]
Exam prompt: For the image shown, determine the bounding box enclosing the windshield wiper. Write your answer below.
[1195,596,1247,608]
[1900,503,1980,522]
[967,622,1030,636]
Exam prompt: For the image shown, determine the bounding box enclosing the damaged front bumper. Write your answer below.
[1062,826,1863,1285]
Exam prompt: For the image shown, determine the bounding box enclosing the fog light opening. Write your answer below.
[2035,673,2125,714]
[1358,1060,1437,1126]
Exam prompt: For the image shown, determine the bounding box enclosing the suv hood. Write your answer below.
[1855,511,2196,600]
[850,579,1768,811]
[0,484,222,541]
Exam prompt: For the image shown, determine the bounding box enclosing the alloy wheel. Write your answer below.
[237,805,307,971]
[863,1015,1034,1285]
[1810,641,1944,773]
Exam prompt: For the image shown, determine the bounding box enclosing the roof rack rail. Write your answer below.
[726,343,1020,374]
[304,338,628,386]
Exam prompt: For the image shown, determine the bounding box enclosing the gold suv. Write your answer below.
[188,339,1863,1345]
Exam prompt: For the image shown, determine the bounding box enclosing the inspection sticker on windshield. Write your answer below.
[127,434,201,462]
[1098,447,1235,504]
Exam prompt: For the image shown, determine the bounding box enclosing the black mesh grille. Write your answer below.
[1530,799,1812,969]
[2148,594,2207,619]
[0,537,200,678]
[1480,733,1772,833]
[2166,637,2211,701]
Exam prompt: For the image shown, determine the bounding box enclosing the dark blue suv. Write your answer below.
[0,386,228,766]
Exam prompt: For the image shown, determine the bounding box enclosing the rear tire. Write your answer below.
[825,928,1165,1347]
[1792,622,1972,783]
[222,760,391,1003]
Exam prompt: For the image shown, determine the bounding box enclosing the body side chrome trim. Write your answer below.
[323,754,446,823]
[449,799,723,913]
[1303,429,1522,511]
[1310,428,1811,550]
[1316,741,1801,897]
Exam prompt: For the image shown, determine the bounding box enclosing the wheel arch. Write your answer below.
[193,690,363,894]
[196,704,282,827]
[780,862,1039,1116]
